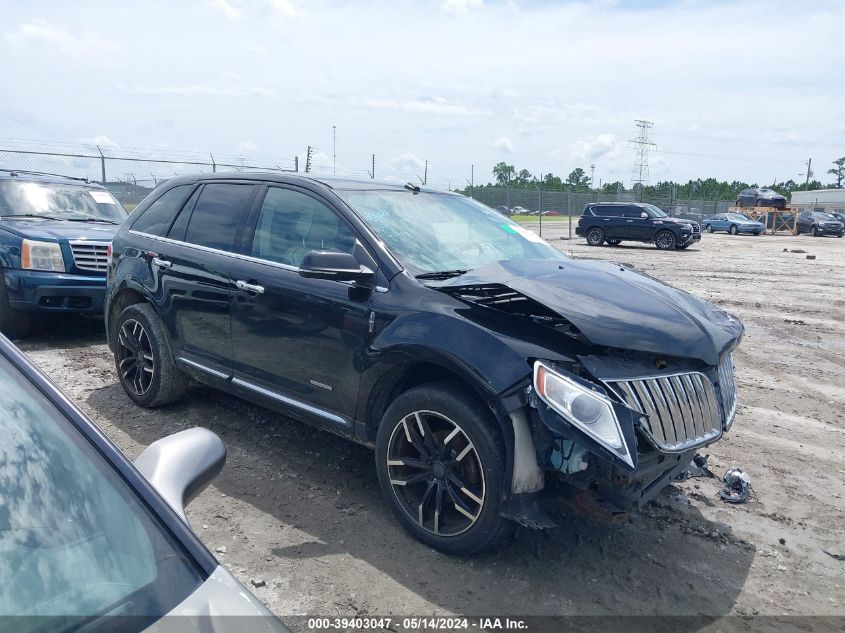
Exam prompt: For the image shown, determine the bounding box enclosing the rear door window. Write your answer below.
[180,184,256,252]
[130,185,193,236]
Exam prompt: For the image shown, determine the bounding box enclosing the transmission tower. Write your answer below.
[630,120,656,187]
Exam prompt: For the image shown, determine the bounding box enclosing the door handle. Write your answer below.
[236,280,265,294]
[152,257,172,270]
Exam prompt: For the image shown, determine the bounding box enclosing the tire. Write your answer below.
[605,239,621,246]
[729,224,738,235]
[811,225,819,237]
[705,224,714,233]
[375,383,508,555]
[654,230,676,250]
[585,227,605,246]
[113,303,188,407]
[0,276,30,339]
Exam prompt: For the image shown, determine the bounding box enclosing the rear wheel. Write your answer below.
[586,227,605,246]
[0,278,30,339]
[605,239,621,246]
[729,224,738,235]
[375,383,507,555]
[735,198,742,207]
[114,303,188,407]
[655,230,676,250]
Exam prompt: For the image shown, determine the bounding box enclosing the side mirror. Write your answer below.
[134,428,226,523]
[299,250,374,284]
[640,212,648,219]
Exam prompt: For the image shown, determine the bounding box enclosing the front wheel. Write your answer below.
[811,225,820,237]
[705,224,714,233]
[375,384,507,555]
[605,239,621,246]
[655,230,676,250]
[114,303,188,407]
[735,199,742,207]
[586,227,605,246]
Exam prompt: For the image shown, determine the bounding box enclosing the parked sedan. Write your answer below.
[735,187,787,209]
[795,211,845,237]
[0,334,287,631]
[703,213,765,235]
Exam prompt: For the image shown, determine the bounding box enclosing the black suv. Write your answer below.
[576,202,701,250]
[795,210,844,237]
[107,174,742,554]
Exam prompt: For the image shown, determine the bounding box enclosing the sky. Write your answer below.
[1,0,844,190]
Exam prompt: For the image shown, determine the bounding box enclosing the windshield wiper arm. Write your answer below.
[415,269,470,280]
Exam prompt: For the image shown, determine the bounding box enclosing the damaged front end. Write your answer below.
[520,352,739,519]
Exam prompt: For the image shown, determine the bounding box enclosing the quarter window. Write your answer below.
[130,185,192,236]
[250,187,357,267]
[182,184,255,252]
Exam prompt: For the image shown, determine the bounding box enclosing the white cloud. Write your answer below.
[4,19,119,55]
[270,0,300,18]
[493,136,513,154]
[570,134,618,163]
[441,0,483,14]
[85,135,120,149]
[237,140,258,153]
[125,82,273,97]
[208,0,242,19]
[384,152,426,178]
[362,96,482,117]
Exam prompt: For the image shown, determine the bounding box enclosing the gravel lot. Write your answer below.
[17,229,845,623]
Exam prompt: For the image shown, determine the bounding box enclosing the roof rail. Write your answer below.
[0,168,91,183]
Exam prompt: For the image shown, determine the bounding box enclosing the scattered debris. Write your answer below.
[719,467,755,504]
[822,548,845,561]
[779,538,786,545]
[790,249,806,254]
[215,545,227,554]
[677,453,718,480]
[784,318,806,325]
[251,579,267,588]
[806,255,816,260]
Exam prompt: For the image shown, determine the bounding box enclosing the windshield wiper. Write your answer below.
[63,217,120,225]
[415,269,470,280]
[1,213,64,221]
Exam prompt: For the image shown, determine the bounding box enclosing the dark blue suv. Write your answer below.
[0,170,128,338]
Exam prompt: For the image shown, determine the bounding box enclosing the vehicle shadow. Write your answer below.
[15,314,106,351]
[88,381,754,620]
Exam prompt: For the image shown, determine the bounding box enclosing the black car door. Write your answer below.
[228,185,375,432]
[150,182,257,379]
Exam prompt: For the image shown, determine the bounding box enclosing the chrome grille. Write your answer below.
[717,354,737,429]
[609,371,722,452]
[692,224,701,234]
[69,241,110,272]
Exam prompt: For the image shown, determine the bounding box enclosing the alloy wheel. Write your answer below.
[117,319,155,396]
[655,231,675,250]
[386,411,485,537]
[586,228,604,246]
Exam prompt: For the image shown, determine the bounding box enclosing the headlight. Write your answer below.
[533,361,633,467]
[21,239,65,272]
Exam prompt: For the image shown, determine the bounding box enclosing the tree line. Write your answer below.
[457,157,845,200]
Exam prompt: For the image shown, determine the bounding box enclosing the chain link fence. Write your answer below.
[0,143,297,207]
[466,185,732,224]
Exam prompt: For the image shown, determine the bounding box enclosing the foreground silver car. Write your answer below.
[0,335,287,632]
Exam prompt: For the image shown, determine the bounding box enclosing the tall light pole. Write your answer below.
[332,125,336,176]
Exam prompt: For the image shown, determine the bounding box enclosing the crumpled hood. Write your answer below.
[0,219,118,242]
[440,258,743,366]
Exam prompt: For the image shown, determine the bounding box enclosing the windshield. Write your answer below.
[337,190,566,275]
[814,212,836,221]
[0,356,203,625]
[643,204,668,218]
[727,213,750,221]
[0,181,127,222]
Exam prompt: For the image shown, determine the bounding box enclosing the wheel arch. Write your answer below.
[105,280,159,351]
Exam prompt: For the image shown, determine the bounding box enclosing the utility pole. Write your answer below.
[210,153,217,173]
[590,163,595,190]
[471,164,474,195]
[372,154,375,179]
[305,146,313,173]
[423,160,428,185]
[630,120,656,188]
[332,126,336,176]
[295,156,299,172]
[804,158,813,187]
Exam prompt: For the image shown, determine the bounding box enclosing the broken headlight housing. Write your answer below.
[533,361,634,468]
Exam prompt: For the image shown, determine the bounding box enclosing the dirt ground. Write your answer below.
[17,229,845,623]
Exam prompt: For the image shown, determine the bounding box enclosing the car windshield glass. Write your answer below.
[727,214,750,221]
[814,212,836,220]
[0,181,128,222]
[0,356,204,625]
[643,204,668,218]
[337,190,566,275]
